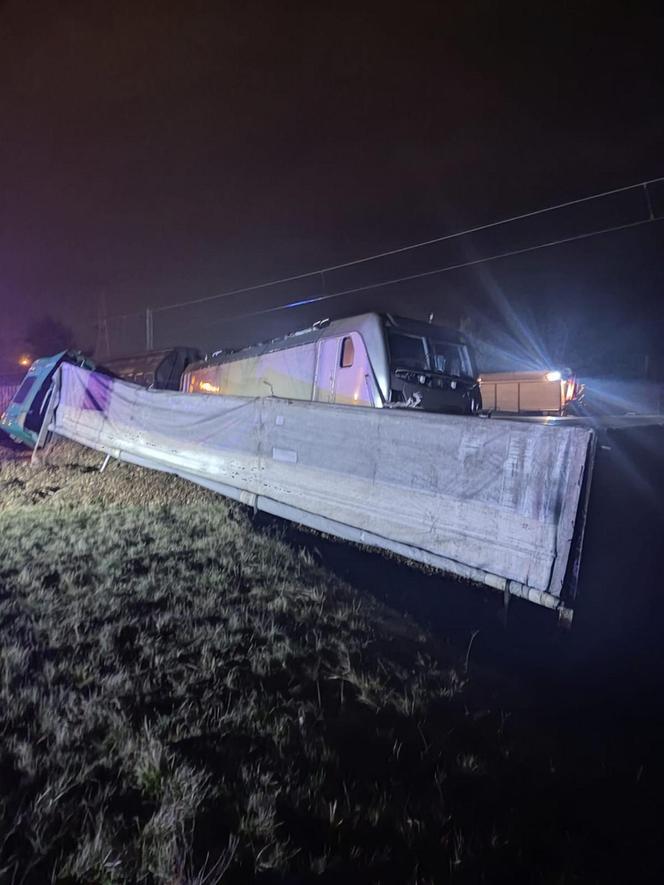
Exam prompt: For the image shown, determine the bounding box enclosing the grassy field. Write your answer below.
[0,438,661,883]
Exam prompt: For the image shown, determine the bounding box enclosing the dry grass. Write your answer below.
[0,439,660,883]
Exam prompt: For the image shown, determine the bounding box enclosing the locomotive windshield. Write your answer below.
[428,338,474,379]
[388,330,474,380]
[387,332,428,370]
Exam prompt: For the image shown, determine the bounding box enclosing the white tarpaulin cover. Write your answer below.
[51,364,594,611]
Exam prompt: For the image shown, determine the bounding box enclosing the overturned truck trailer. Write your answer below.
[45,364,595,622]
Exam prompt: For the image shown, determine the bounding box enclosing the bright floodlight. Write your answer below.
[545,370,561,382]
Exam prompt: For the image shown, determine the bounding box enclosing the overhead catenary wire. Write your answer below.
[105,175,664,323]
[177,215,664,329]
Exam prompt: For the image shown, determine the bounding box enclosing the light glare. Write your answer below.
[199,380,220,393]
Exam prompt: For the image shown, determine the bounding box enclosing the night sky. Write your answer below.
[1,1,663,369]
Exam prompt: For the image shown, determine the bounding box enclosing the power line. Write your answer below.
[149,174,663,316]
[104,174,663,325]
[189,214,663,329]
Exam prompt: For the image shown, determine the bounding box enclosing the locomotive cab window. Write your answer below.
[11,376,36,406]
[388,331,428,371]
[428,339,473,379]
[340,336,354,368]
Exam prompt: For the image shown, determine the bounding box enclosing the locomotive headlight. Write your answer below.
[545,370,562,382]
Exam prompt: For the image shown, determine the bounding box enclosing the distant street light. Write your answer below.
[18,355,31,367]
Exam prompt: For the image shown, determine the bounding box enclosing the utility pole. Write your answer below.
[145,307,154,351]
[96,292,111,358]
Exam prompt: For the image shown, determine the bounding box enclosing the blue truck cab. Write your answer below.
[0,351,95,447]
